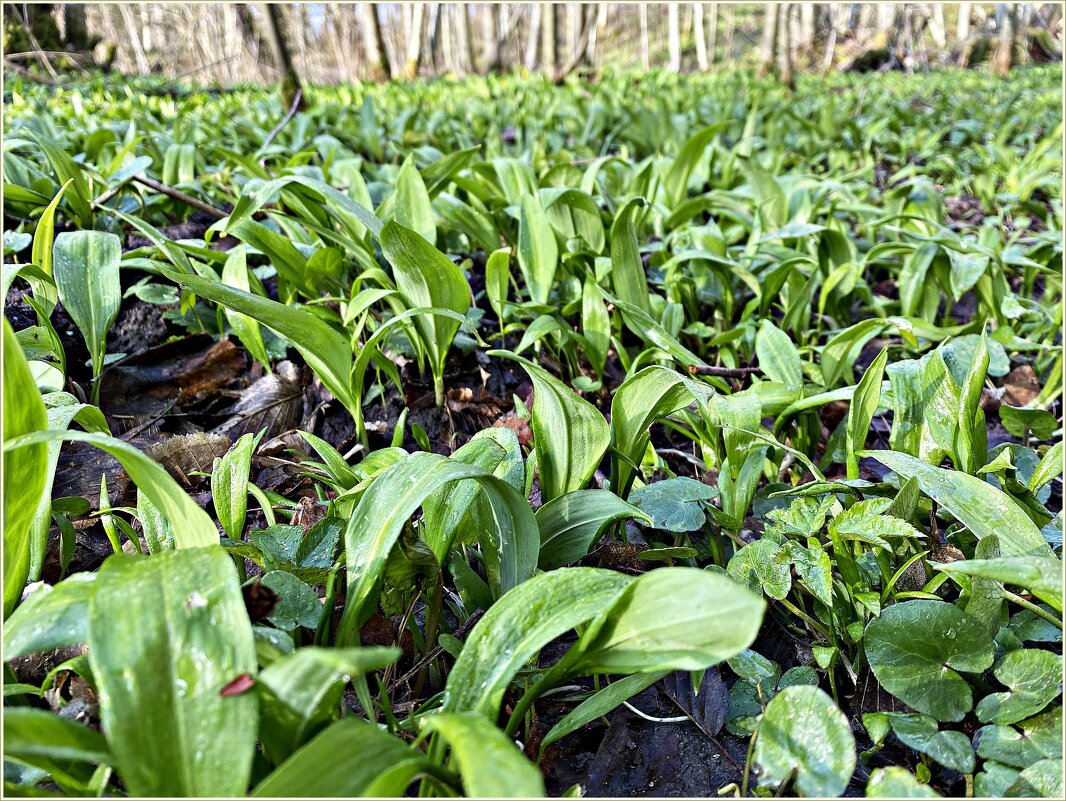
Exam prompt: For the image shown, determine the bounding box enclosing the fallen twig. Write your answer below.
[128,175,227,220]
[261,88,303,153]
[687,364,762,378]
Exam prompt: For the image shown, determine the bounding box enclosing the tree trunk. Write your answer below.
[956,3,971,40]
[667,4,682,70]
[778,3,794,88]
[404,2,425,79]
[929,4,947,48]
[524,4,542,70]
[360,3,391,81]
[480,3,500,73]
[994,3,1017,74]
[639,5,650,68]
[118,5,149,72]
[540,2,556,77]
[261,3,303,107]
[759,2,779,77]
[798,2,815,53]
[456,4,474,76]
[557,3,599,77]
[587,3,608,66]
[694,3,708,70]
[63,4,93,50]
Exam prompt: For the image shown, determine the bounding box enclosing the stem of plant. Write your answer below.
[741,728,758,797]
[1002,589,1063,630]
[412,575,444,699]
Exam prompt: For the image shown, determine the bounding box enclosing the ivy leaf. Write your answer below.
[628,476,718,533]
[865,767,941,798]
[865,600,995,722]
[727,538,791,600]
[886,713,975,773]
[976,650,1064,725]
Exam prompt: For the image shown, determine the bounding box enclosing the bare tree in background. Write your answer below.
[541,2,556,77]
[758,2,779,77]
[261,2,302,105]
[995,2,1018,74]
[639,5,650,68]
[778,3,794,88]
[667,4,681,71]
[403,3,425,79]
[360,3,391,81]
[693,2,709,70]
[957,3,972,40]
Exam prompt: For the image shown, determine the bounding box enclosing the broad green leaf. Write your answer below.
[1004,758,1064,798]
[609,365,712,497]
[52,231,120,379]
[253,718,428,798]
[866,451,1052,559]
[865,767,941,798]
[89,548,257,796]
[664,124,721,208]
[28,179,71,315]
[933,557,1063,612]
[485,247,511,324]
[609,198,650,313]
[421,712,545,798]
[738,155,788,229]
[728,538,791,600]
[220,248,271,368]
[28,131,92,227]
[3,707,110,766]
[491,351,610,504]
[756,320,803,391]
[3,572,95,659]
[517,193,558,304]
[821,319,883,389]
[887,713,975,773]
[2,320,48,618]
[1029,442,1064,492]
[976,649,1064,725]
[211,432,260,540]
[443,568,632,717]
[543,187,605,252]
[537,489,650,570]
[258,647,400,763]
[381,219,470,394]
[159,266,359,418]
[581,278,610,374]
[846,347,888,479]
[629,476,718,533]
[576,567,765,674]
[6,430,218,549]
[865,600,995,722]
[337,451,538,645]
[754,685,856,797]
[393,155,436,245]
[975,706,1062,769]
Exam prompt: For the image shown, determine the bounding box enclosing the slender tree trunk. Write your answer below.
[360,3,391,81]
[456,4,474,75]
[995,3,1018,74]
[118,5,149,72]
[63,4,93,50]
[261,2,303,106]
[639,5,650,68]
[525,3,542,71]
[759,2,779,77]
[403,2,425,78]
[587,3,607,66]
[929,4,947,48]
[480,3,500,72]
[708,3,719,64]
[799,2,815,54]
[429,3,443,73]
[694,3,708,71]
[540,2,557,77]
[557,3,598,77]
[667,4,682,70]
[778,3,794,88]
[956,3,971,40]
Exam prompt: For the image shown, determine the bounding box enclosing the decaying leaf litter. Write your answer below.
[2,63,1063,798]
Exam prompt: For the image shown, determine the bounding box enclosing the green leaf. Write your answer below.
[1001,405,1059,441]
[159,266,359,419]
[5,430,218,549]
[485,247,511,324]
[865,600,995,722]
[258,646,400,763]
[52,231,121,379]
[1005,758,1064,798]
[664,124,721,208]
[1029,442,1064,492]
[821,319,883,389]
[865,767,941,798]
[609,198,650,313]
[976,649,1063,725]
[253,718,428,798]
[887,713,975,773]
[257,571,321,631]
[754,685,856,797]
[975,706,1062,769]
[337,451,538,644]
[381,219,470,393]
[541,671,668,750]
[421,712,546,798]
[211,432,259,540]
[756,320,803,391]
[536,489,650,570]
[3,707,111,766]
[517,193,558,304]
[576,567,765,674]
[846,347,888,479]
[220,248,271,368]
[609,365,711,496]
[491,351,610,504]
[865,451,1052,559]
[2,321,48,618]
[394,155,436,245]
[443,568,632,717]
[3,573,95,659]
[628,476,718,533]
[28,179,71,315]
[728,538,791,600]
[89,548,257,796]
[933,557,1063,612]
